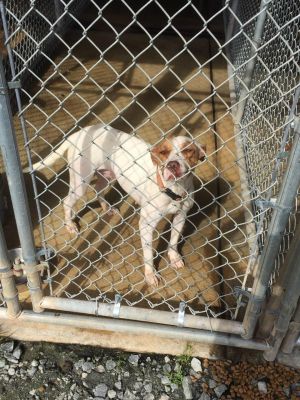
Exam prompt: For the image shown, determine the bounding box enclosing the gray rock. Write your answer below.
[0,359,6,368]
[208,379,217,389]
[191,358,202,373]
[93,383,108,398]
[164,356,170,363]
[144,383,152,393]
[124,371,130,378]
[27,367,37,377]
[182,376,193,400]
[106,360,116,371]
[163,364,171,374]
[258,381,268,394]
[82,361,94,373]
[74,359,85,370]
[85,371,102,386]
[174,362,181,372]
[214,384,227,398]
[159,396,170,400]
[198,393,211,400]
[108,389,117,399]
[128,354,140,366]
[133,382,143,391]
[114,381,122,390]
[283,387,290,397]
[0,341,14,353]
[161,376,170,385]
[96,364,105,373]
[8,367,15,376]
[4,355,19,364]
[143,394,154,400]
[31,360,39,367]
[170,383,178,392]
[12,345,22,360]
[124,389,136,400]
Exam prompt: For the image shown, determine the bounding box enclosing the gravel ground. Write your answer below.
[0,340,299,400]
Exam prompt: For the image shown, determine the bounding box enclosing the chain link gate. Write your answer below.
[0,0,299,354]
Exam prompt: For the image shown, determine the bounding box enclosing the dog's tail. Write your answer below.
[24,140,70,173]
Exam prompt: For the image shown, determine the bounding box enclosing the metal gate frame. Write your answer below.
[0,0,299,359]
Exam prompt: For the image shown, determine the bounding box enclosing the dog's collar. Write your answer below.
[156,168,183,202]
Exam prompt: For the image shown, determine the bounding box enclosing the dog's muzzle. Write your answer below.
[165,160,183,179]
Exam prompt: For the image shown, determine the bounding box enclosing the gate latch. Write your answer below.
[233,287,252,307]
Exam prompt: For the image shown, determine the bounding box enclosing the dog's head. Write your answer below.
[151,136,206,181]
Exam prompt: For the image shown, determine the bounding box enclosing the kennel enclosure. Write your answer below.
[0,0,300,359]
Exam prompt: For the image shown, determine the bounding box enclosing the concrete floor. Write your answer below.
[8,31,253,321]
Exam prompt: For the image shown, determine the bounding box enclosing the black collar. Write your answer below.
[162,188,183,201]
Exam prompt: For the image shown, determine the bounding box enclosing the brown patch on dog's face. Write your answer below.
[180,141,206,167]
[151,140,173,165]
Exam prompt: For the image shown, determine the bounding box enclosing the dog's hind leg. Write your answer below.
[63,159,94,234]
[95,169,117,216]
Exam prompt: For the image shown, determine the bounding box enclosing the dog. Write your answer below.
[31,124,206,286]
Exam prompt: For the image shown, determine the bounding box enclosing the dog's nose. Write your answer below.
[167,160,180,170]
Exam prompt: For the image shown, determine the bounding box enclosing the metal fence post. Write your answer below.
[0,53,43,313]
[242,115,300,339]
[263,221,300,361]
[280,301,300,354]
[0,221,21,317]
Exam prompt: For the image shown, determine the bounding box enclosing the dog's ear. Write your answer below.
[196,143,206,161]
[181,141,206,167]
[150,139,173,165]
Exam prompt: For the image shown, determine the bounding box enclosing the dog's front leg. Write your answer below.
[168,211,187,269]
[139,209,162,287]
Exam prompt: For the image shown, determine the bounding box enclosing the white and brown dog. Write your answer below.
[31,124,206,286]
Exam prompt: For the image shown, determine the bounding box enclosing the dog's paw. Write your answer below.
[145,269,159,287]
[168,250,185,269]
[105,207,119,217]
[101,202,119,217]
[65,222,79,235]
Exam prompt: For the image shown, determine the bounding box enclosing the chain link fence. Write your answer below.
[0,0,299,339]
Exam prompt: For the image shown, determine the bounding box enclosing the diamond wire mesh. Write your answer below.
[1,0,299,323]
[227,0,300,281]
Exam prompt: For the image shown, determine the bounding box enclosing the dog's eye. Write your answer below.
[159,150,168,156]
[183,148,193,154]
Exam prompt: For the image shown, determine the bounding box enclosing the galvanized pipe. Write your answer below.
[225,0,269,298]
[261,217,300,359]
[263,238,300,361]
[0,307,269,351]
[0,53,43,312]
[40,296,245,335]
[257,215,300,338]
[280,302,300,354]
[234,0,269,123]
[243,116,300,340]
[0,222,21,317]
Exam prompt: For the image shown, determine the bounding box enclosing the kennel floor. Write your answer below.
[7,32,252,319]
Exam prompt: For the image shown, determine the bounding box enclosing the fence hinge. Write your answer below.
[255,197,293,212]
[255,197,277,210]
[177,301,186,327]
[8,247,54,282]
[113,294,122,318]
